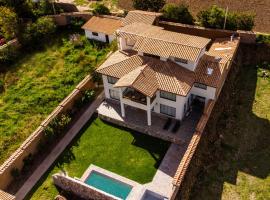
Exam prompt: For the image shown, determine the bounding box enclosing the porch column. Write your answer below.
[119,88,125,117]
[147,97,151,126]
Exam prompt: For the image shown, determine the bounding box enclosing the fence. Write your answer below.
[0,75,95,190]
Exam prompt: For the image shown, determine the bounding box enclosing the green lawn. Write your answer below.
[28,117,170,200]
[190,65,270,199]
[0,31,112,164]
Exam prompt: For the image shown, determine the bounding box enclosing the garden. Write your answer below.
[27,116,170,200]
[0,30,114,164]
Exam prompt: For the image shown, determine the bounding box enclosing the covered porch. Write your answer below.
[118,87,157,126]
[97,99,202,144]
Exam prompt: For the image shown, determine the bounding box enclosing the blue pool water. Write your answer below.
[85,171,132,199]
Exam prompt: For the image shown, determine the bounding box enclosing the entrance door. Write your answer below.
[105,35,109,43]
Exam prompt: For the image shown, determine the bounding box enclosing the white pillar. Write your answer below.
[119,88,125,117]
[147,97,151,126]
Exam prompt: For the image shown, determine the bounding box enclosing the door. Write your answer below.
[105,35,109,43]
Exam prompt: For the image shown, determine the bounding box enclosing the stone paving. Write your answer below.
[97,100,201,145]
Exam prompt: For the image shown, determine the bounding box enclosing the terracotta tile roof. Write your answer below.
[97,53,195,97]
[82,16,122,35]
[122,10,162,26]
[195,38,240,88]
[118,23,211,61]
[0,190,15,200]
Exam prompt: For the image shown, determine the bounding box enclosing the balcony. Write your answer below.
[123,88,156,105]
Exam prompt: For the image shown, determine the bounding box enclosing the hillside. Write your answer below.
[118,0,270,33]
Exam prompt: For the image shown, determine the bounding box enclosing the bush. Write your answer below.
[92,4,110,15]
[256,33,270,44]
[133,0,165,12]
[0,6,18,41]
[161,3,194,25]
[20,16,56,46]
[81,89,95,104]
[0,44,20,65]
[197,5,255,31]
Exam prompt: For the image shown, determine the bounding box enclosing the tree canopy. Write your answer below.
[133,0,165,12]
[0,6,18,40]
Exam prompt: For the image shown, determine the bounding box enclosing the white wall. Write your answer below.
[190,85,216,103]
[102,75,120,99]
[152,91,187,120]
[119,37,135,50]
[85,30,115,43]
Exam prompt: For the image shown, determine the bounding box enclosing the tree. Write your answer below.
[161,3,194,25]
[92,4,110,15]
[0,0,33,18]
[197,5,225,29]
[0,6,18,40]
[236,13,255,31]
[133,0,165,12]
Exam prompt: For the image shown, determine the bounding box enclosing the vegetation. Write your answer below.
[28,117,170,200]
[133,0,165,12]
[20,16,56,47]
[197,5,255,31]
[92,3,110,15]
[161,3,194,25]
[0,6,18,41]
[0,31,112,164]
[190,64,270,199]
[256,33,270,45]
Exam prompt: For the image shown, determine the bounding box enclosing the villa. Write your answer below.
[96,22,238,126]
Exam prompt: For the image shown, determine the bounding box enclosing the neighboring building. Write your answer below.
[82,16,122,43]
[96,19,239,126]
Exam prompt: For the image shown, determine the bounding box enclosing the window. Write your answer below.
[107,76,118,84]
[109,89,120,100]
[160,104,176,117]
[143,53,160,59]
[92,32,98,36]
[160,91,176,101]
[194,82,207,90]
[174,57,188,64]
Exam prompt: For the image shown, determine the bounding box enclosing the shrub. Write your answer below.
[161,3,194,25]
[92,4,110,15]
[0,79,4,93]
[197,5,255,31]
[20,16,56,46]
[0,6,18,41]
[81,89,95,104]
[256,33,270,44]
[0,44,20,65]
[133,0,165,12]
[70,16,86,29]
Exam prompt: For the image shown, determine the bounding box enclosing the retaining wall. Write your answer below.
[0,75,95,190]
[53,174,116,200]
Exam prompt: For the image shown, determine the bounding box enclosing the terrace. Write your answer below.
[97,99,203,145]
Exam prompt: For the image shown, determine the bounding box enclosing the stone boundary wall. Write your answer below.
[0,39,20,50]
[159,21,257,44]
[0,75,95,190]
[53,174,116,200]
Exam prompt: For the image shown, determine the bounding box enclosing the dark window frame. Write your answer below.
[160,91,176,101]
[174,57,188,64]
[160,104,176,117]
[107,76,118,84]
[194,82,207,90]
[109,89,120,100]
[92,32,99,36]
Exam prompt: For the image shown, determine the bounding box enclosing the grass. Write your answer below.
[0,31,112,164]
[27,117,170,200]
[190,64,270,199]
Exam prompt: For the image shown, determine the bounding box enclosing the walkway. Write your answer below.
[15,92,105,200]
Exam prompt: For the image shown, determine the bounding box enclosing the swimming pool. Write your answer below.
[85,171,132,199]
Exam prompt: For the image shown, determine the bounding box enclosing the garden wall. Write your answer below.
[50,12,92,26]
[53,174,116,200]
[0,75,95,190]
[159,21,256,44]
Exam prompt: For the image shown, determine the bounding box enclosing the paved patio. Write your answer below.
[97,100,202,145]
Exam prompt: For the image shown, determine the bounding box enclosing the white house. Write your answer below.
[96,12,239,126]
[82,16,122,43]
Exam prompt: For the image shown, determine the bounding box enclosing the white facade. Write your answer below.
[85,30,115,43]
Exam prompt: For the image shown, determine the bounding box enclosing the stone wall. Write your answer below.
[53,174,116,200]
[0,75,95,190]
